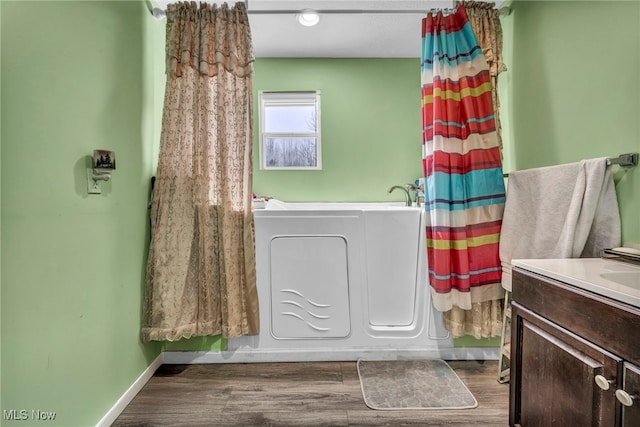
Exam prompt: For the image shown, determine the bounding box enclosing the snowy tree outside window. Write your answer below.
[259,91,321,169]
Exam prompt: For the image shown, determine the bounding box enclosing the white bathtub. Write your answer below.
[208,198,454,362]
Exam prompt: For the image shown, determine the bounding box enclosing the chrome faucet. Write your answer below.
[405,183,425,207]
[388,185,412,207]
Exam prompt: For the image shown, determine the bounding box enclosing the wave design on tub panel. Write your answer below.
[280,289,331,308]
[281,303,331,319]
[279,290,332,331]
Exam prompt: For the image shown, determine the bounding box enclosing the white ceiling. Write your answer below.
[154,0,502,58]
[247,0,452,58]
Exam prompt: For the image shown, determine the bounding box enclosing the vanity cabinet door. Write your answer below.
[620,363,640,427]
[511,304,619,427]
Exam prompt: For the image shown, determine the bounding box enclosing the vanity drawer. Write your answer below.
[512,268,640,365]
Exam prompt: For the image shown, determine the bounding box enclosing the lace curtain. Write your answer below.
[142,2,259,342]
[422,4,506,339]
[459,1,508,155]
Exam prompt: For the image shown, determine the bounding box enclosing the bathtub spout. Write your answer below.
[388,185,412,207]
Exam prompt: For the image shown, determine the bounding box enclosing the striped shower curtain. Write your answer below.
[421,6,505,325]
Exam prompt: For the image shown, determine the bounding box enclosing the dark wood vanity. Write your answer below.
[510,264,640,427]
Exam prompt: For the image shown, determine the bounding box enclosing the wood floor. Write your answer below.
[113,360,509,427]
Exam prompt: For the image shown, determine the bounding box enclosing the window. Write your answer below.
[259,91,321,170]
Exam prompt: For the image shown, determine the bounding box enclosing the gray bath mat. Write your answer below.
[356,359,478,410]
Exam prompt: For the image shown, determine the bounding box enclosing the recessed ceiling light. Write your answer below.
[297,9,319,27]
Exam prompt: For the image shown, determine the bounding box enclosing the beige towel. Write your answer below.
[499,158,621,290]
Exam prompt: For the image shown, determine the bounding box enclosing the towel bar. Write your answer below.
[504,153,638,178]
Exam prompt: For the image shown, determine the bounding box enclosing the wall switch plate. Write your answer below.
[87,168,101,194]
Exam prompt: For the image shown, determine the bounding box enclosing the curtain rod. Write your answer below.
[247,7,510,15]
[148,1,510,20]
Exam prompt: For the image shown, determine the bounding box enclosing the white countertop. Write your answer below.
[512,258,640,309]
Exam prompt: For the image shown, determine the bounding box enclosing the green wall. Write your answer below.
[3,3,636,424]
[252,58,423,202]
[508,0,640,244]
[1,1,161,426]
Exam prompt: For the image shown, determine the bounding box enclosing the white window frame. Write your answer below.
[259,91,322,170]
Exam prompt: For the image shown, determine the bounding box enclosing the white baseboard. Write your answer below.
[162,347,500,364]
[95,353,163,427]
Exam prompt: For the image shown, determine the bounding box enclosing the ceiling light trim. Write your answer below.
[297,9,320,26]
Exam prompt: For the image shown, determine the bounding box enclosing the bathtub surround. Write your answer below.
[143,2,260,341]
[226,200,455,361]
[421,6,506,338]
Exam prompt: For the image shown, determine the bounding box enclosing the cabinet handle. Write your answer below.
[615,389,638,407]
[595,375,615,390]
